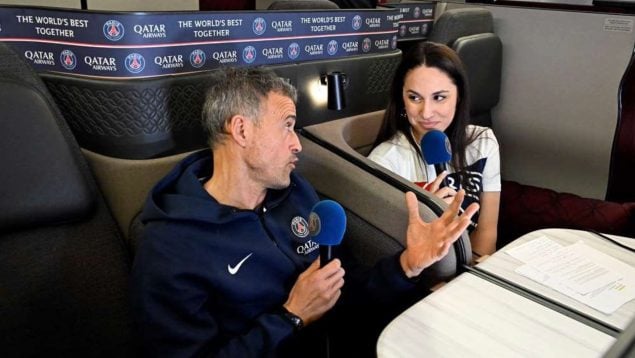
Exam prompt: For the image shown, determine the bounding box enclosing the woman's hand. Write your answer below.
[423,171,457,205]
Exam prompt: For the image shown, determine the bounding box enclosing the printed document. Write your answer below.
[507,235,635,314]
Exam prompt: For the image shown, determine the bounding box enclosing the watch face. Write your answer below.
[289,315,302,327]
[283,311,304,331]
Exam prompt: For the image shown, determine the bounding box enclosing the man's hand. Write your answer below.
[400,190,479,278]
[284,258,345,325]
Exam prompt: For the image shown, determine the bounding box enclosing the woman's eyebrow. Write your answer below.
[405,89,451,96]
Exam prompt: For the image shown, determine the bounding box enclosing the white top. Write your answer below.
[368,125,501,209]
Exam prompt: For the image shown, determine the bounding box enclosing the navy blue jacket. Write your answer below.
[131,149,417,357]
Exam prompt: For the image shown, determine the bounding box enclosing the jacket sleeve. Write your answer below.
[336,243,424,307]
[131,224,296,358]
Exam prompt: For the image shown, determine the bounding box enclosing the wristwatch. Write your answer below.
[280,307,304,332]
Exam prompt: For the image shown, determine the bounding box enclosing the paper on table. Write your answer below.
[516,264,635,314]
[506,235,563,263]
[507,236,635,314]
[527,242,622,295]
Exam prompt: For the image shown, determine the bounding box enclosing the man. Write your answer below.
[131,67,477,357]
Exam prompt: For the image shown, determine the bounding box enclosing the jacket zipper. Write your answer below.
[258,206,299,269]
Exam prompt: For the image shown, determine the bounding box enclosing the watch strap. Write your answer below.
[280,306,304,332]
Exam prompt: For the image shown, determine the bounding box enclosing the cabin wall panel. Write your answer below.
[86,0,198,11]
[448,3,635,199]
[0,0,199,10]
[0,0,80,8]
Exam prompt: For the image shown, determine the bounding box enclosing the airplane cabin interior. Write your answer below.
[0,0,634,356]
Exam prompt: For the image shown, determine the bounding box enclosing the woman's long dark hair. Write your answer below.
[373,41,480,188]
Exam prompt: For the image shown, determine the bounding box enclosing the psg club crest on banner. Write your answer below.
[59,50,77,70]
[362,38,372,53]
[414,7,421,19]
[399,24,407,37]
[287,42,300,60]
[391,35,398,49]
[327,40,338,56]
[242,46,256,64]
[189,49,206,68]
[125,53,145,73]
[252,17,266,36]
[352,15,362,30]
[103,19,125,41]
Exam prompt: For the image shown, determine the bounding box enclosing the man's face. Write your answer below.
[244,92,301,190]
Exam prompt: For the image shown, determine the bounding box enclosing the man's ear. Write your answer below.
[227,114,250,148]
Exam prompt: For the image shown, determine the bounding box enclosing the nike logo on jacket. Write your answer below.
[228,253,253,275]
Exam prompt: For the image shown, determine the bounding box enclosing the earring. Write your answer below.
[400,108,407,119]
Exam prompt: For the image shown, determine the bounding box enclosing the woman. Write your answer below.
[368,41,500,256]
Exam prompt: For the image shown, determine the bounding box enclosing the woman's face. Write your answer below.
[402,65,458,142]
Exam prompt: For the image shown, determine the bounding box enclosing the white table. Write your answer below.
[476,228,635,330]
[377,273,616,358]
[377,228,635,357]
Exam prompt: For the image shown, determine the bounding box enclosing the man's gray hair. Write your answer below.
[201,67,298,148]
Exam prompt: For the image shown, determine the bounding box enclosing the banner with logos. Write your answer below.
[0,6,404,78]
[382,1,435,40]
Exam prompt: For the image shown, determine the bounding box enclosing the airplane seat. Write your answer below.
[428,7,502,128]
[427,7,635,246]
[301,103,635,262]
[301,111,473,280]
[128,211,145,256]
[267,0,340,10]
[499,181,635,242]
[41,50,399,242]
[0,43,135,356]
[452,33,502,127]
[80,149,194,253]
[606,49,635,203]
[428,7,494,46]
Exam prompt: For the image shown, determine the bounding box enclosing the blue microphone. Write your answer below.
[421,130,452,187]
[309,200,346,267]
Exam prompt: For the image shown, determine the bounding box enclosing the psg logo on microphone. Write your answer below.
[291,216,309,238]
[308,212,321,237]
[444,136,452,155]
